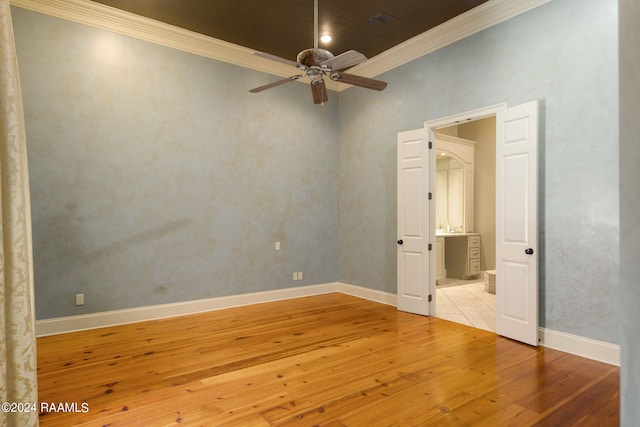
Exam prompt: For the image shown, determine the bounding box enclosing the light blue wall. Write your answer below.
[13,0,622,347]
[619,0,640,423]
[12,7,340,319]
[338,0,619,343]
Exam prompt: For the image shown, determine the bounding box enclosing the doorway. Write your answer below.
[398,100,540,346]
[434,117,496,332]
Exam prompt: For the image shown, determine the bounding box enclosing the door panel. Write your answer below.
[402,168,425,237]
[402,252,424,297]
[503,261,529,321]
[496,100,539,346]
[503,153,529,242]
[397,128,430,315]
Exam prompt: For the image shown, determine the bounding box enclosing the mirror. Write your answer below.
[434,134,475,233]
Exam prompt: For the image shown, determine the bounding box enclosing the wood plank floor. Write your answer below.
[37,293,619,426]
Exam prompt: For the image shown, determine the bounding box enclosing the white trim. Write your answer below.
[336,282,397,306]
[8,0,340,91]
[538,327,620,366]
[349,0,551,84]
[35,282,396,337]
[36,283,338,337]
[9,0,551,91]
[424,102,508,129]
[36,282,619,367]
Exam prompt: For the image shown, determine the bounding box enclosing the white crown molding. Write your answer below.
[348,0,552,82]
[9,0,343,91]
[9,0,551,92]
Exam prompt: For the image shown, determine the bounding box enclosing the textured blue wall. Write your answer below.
[13,0,621,347]
[12,8,339,319]
[338,0,619,343]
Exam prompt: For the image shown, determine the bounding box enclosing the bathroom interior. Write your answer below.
[434,116,497,332]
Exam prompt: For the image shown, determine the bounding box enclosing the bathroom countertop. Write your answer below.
[435,231,480,237]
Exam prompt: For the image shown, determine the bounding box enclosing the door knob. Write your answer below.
[397,240,404,245]
[525,248,534,255]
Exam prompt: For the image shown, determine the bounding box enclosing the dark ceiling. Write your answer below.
[90,0,489,62]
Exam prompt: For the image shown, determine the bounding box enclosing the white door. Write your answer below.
[397,128,431,315]
[496,101,539,346]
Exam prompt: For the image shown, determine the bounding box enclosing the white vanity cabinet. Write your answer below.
[443,233,481,280]
[467,235,481,277]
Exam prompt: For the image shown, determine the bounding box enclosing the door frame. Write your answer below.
[423,103,506,314]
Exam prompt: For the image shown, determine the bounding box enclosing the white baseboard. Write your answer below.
[36,282,620,366]
[335,282,398,306]
[36,283,338,337]
[538,327,620,366]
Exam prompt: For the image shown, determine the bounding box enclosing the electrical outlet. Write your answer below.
[298,272,303,280]
[293,272,298,281]
[275,241,281,251]
[75,293,84,306]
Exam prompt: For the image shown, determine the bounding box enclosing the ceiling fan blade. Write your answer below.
[250,75,303,93]
[330,72,388,91]
[311,80,329,104]
[253,51,299,68]
[321,50,367,70]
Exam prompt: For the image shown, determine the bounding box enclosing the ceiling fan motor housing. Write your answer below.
[297,48,334,68]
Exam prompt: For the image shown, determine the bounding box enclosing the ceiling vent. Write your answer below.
[367,11,396,24]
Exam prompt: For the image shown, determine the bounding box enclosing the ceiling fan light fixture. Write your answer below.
[249,0,387,104]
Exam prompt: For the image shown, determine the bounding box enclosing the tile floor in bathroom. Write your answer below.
[435,276,496,332]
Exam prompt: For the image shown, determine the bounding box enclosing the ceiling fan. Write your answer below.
[249,0,388,104]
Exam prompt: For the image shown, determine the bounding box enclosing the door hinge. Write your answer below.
[428,243,432,251]
[428,141,433,149]
[428,192,432,200]
[428,294,433,302]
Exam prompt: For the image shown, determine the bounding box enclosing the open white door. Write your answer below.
[397,128,431,315]
[496,100,539,346]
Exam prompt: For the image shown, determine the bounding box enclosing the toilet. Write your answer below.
[484,270,496,294]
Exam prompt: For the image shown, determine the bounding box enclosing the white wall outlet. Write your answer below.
[275,241,281,251]
[293,272,298,281]
[298,272,303,280]
[75,293,84,306]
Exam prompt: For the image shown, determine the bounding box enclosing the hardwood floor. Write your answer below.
[37,293,619,426]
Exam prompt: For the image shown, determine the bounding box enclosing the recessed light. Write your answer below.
[320,34,332,43]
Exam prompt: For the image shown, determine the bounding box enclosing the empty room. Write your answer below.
[2,0,638,425]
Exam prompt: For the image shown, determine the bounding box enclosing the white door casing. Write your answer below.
[396,102,538,346]
[495,100,539,346]
[397,128,431,315]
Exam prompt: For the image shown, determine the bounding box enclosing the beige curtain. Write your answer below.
[0,1,39,426]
